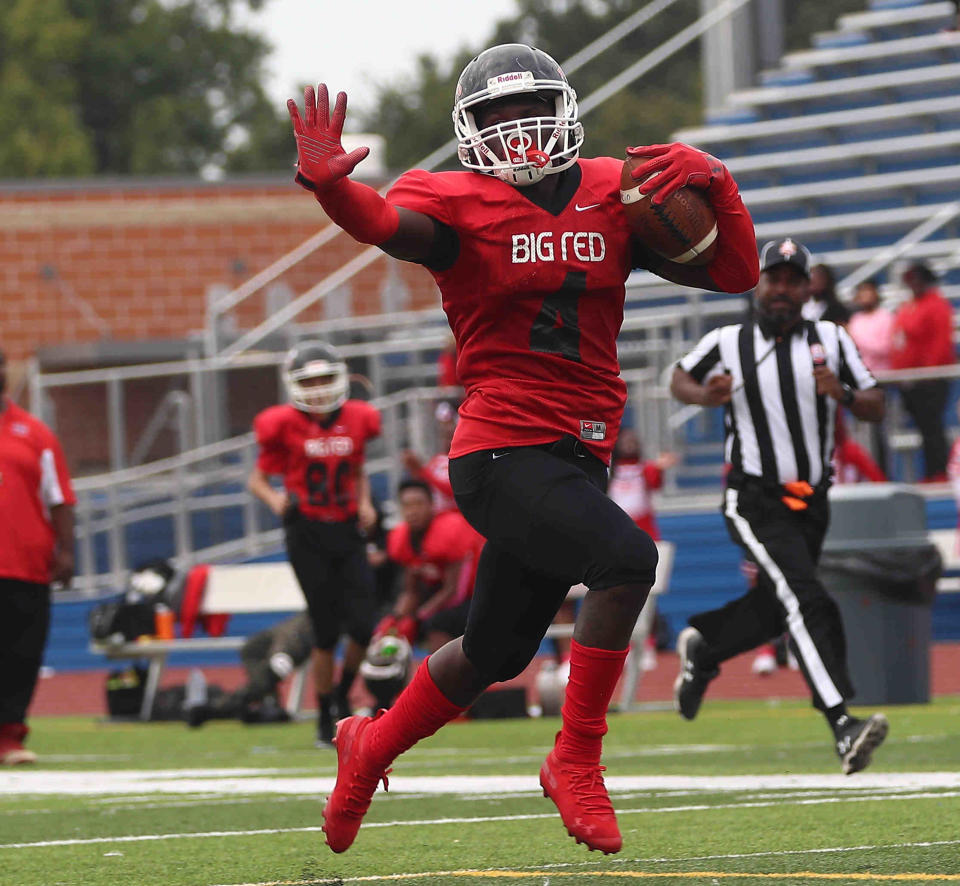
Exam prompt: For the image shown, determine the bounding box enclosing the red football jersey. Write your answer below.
[608,459,663,541]
[0,401,76,584]
[254,400,381,522]
[387,158,634,463]
[387,510,483,605]
[418,453,456,514]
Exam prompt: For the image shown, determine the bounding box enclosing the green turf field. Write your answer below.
[3,698,960,885]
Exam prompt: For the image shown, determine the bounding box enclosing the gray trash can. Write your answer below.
[818,483,941,705]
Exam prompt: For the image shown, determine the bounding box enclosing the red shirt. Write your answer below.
[890,288,956,370]
[387,510,483,606]
[254,400,380,522]
[608,459,663,541]
[387,158,634,463]
[417,453,457,514]
[0,401,76,584]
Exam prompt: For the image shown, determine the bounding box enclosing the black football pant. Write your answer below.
[449,436,659,685]
[284,515,376,651]
[688,482,854,712]
[900,380,950,479]
[0,579,51,724]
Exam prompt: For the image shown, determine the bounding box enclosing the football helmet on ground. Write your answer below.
[283,341,349,415]
[453,44,583,187]
[360,634,412,710]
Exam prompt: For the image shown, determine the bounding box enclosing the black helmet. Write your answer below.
[282,341,349,415]
[452,44,583,187]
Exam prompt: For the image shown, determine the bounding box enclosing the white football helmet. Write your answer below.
[283,342,349,415]
[453,44,584,187]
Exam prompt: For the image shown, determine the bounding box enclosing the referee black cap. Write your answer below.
[760,238,812,278]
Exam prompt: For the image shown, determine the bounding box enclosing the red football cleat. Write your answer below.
[0,723,37,766]
[322,714,391,853]
[539,735,622,854]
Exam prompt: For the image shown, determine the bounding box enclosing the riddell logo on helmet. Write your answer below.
[488,71,536,91]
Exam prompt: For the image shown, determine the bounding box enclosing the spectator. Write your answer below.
[378,480,483,653]
[833,413,887,484]
[607,429,677,543]
[847,279,895,474]
[948,401,960,553]
[891,261,955,482]
[0,348,76,765]
[401,401,458,514]
[607,428,677,670]
[802,263,851,326]
[849,280,894,372]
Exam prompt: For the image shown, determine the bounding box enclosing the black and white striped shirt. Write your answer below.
[678,318,877,487]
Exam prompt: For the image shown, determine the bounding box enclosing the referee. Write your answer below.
[670,237,889,775]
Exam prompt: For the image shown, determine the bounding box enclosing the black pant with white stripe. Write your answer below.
[689,480,854,712]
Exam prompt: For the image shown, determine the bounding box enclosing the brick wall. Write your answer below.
[1,176,441,473]
[0,176,438,362]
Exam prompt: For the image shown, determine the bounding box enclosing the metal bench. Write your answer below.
[93,542,676,720]
[91,562,308,721]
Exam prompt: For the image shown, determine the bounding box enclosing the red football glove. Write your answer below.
[287,84,370,193]
[626,143,730,205]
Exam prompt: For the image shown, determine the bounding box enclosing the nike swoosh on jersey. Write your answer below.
[491,450,511,460]
[574,203,601,212]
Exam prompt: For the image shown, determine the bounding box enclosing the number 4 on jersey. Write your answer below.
[529,271,585,362]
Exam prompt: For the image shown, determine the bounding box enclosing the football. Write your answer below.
[619,154,718,265]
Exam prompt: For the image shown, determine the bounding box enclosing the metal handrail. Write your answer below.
[128,390,193,466]
[837,200,960,298]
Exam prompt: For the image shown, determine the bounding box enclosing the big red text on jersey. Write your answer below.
[254,400,381,522]
[387,158,635,463]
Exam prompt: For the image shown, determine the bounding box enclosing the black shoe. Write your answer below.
[673,627,718,721]
[835,713,889,775]
[185,703,210,728]
[316,704,336,749]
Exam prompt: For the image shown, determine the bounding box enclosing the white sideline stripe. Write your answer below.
[4,788,960,850]
[5,769,960,797]
[202,840,960,886]
[724,488,843,708]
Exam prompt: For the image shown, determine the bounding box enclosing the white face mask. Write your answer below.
[453,58,583,187]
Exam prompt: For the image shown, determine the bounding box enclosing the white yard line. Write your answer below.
[3,786,960,850]
[4,769,960,797]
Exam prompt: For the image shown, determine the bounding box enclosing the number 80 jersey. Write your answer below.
[387,157,636,464]
[253,401,381,523]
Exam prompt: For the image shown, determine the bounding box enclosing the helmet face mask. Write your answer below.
[453,44,584,188]
[283,342,349,415]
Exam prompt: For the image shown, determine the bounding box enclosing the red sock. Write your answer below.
[366,657,466,768]
[557,640,628,765]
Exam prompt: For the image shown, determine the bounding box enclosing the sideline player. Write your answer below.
[288,44,759,853]
[378,479,483,653]
[248,341,380,746]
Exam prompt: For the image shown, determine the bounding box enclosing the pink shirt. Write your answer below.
[847,307,895,372]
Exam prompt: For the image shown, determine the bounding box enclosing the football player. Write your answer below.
[248,341,380,747]
[400,400,458,514]
[288,44,759,853]
[378,479,483,652]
